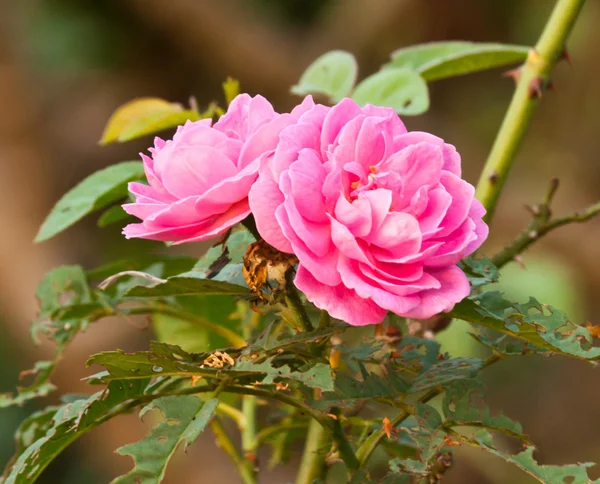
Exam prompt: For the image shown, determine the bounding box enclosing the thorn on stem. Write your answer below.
[528,77,543,99]
[544,178,560,205]
[503,67,521,84]
[525,204,540,216]
[560,48,572,66]
[514,255,526,269]
[488,171,499,184]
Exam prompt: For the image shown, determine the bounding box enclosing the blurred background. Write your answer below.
[1,0,600,482]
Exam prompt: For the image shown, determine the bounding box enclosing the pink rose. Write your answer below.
[123,94,287,244]
[249,97,488,325]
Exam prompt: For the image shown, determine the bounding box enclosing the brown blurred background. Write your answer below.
[1,0,600,482]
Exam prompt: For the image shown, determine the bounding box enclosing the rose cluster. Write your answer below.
[123,94,488,325]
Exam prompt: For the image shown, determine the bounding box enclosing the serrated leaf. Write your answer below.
[312,365,409,411]
[121,232,254,298]
[291,50,358,103]
[451,293,600,360]
[443,380,527,440]
[235,356,334,391]
[185,230,255,287]
[0,362,56,408]
[112,396,218,484]
[388,41,529,81]
[408,357,483,393]
[1,407,58,477]
[2,266,91,408]
[470,431,599,484]
[2,379,150,483]
[459,257,499,288]
[100,98,198,145]
[35,161,145,242]
[389,404,449,477]
[351,68,429,115]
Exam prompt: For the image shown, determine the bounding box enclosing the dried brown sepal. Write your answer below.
[242,239,298,299]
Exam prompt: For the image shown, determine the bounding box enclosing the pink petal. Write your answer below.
[295,266,387,326]
[248,160,292,253]
[402,265,470,319]
[161,146,238,199]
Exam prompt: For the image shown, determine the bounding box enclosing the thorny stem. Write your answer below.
[283,270,314,332]
[241,316,259,480]
[211,417,257,484]
[253,421,309,447]
[492,180,600,268]
[475,0,587,223]
[295,415,329,484]
[355,353,504,468]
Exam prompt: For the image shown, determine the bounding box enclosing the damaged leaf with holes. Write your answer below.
[113,397,218,483]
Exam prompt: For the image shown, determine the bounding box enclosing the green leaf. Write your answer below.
[459,257,499,288]
[388,404,449,477]
[153,296,239,353]
[351,68,429,115]
[2,407,58,476]
[118,109,200,143]
[112,396,218,484]
[222,77,240,105]
[291,50,358,103]
[470,431,599,484]
[312,365,409,411]
[97,204,131,228]
[2,266,91,408]
[235,356,334,391]
[88,256,196,282]
[35,161,145,242]
[120,231,255,299]
[123,276,250,298]
[388,41,529,81]
[408,357,482,393]
[2,379,150,483]
[186,230,255,287]
[442,380,527,440]
[100,98,199,145]
[0,362,56,408]
[451,293,600,360]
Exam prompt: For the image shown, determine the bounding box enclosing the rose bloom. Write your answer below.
[249,97,488,325]
[123,94,288,243]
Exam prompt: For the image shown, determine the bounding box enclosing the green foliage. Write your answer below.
[1,266,91,408]
[459,256,499,287]
[99,98,200,145]
[388,41,529,81]
[470,435,599,484]
[122,275,250,298]
[451,292,600,360]
[112,396,218,483]
[442,380,527,440]
[97,204,131,228]
[291,50,358,103]
[351,68,429,115]
[2,379,150,483]
[35,161,145,242]
[7,34,600,484]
